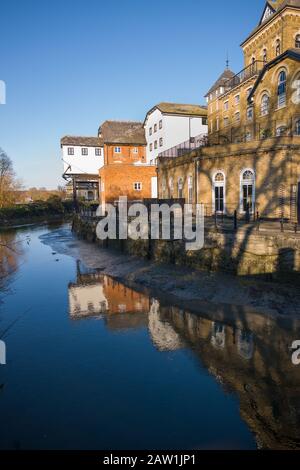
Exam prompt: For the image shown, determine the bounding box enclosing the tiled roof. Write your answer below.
[61,136,103,147]
[99,120,146,145]
[205,69,236,97]
[242,0,300,46]
[155,102,207,116]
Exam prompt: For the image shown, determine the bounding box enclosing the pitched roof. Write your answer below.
[60,136,103,147]
[205,69,236,97]
[144,102,207,124]
[98,120,146,145]
[242,0,300,46]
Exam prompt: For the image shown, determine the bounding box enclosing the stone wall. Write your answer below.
[72,215,300,278]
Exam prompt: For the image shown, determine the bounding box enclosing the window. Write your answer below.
[114,147,121,154]
[247,87,253,98]
[132,147,138,153]
[235,111,240,122]
[295,119,300,136]
[149,143,153,152]
[247,106,253,121]
[159,120,163,129]
[188,176,193,204]
[224,101,229,111]
[159,138,163,147]
[234,95,240,106]
[296,34,300,48]
[263,48,268,63]
[133,182,142,191]
[169,177,174,197]
[149,127,152,136]
[154,140,158,149]
[68,147,74,155]
[278,70,287,108]
[241,169,255,213]
[245,132,252,142]
[154,124,157,133]
[213,172,225,213]
[275,39,281,57]
[178,178,184,199]
[95,148,101,156]
[202,117,208,126]
[224,117,229,127]
[261,93,270,115]
[82,148,88,156]
[276,126,287,136]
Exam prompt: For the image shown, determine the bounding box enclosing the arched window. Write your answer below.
[169,177,174,198]
[276,125,287,136]
[178,178,184,199]
[295,119,300,136]
[240,170,255,213]
[275,39,281,56]
[261,93,270,115]
[295,34,300,48]
[278,70,287,108]
[213,172,226,213]
[263,48,268,63]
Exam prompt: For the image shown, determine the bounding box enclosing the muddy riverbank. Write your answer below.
[41,226,300,317]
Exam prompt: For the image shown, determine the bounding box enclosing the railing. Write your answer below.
[223,61,265,92]
[158,134,208,158]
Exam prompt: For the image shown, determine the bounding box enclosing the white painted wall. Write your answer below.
[144,108,208,164]
[62,145,104,176]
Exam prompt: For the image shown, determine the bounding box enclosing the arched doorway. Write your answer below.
[240,169,255,213]
[212,171,226,214]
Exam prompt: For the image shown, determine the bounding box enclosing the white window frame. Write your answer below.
[212,171,226,214]
[133,182,142,191]
[81,147,88,156]
[67,147,74,156]
[240,169,255,214]
[114,147,121,154]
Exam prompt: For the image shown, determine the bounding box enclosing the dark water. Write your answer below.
[0,224,300,450]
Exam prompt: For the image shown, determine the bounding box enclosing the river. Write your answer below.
[0,223,300,450]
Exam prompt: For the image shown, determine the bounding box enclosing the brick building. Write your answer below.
[158,0,300,221]
[98,121,157,205]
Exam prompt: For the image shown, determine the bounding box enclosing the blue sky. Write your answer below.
[0,0,266,188]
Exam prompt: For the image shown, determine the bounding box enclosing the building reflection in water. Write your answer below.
[68,264,300,450]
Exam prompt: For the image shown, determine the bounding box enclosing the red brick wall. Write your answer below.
[99,164,157,203]
[104,144,146,165]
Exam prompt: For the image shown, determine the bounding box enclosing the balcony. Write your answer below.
[223,61,265,92]
[158,134,208,159]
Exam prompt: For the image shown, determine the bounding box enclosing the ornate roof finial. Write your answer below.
[226,52,229,70]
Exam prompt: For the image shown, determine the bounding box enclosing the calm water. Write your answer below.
[0,224,300,450]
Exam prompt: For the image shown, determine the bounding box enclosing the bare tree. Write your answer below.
[0,148,22,208]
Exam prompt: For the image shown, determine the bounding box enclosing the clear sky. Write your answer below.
[0,0,266,189]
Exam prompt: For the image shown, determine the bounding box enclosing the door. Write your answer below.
[242,183,253,213]
[215,186,224,213]
[298,183,300,223]
[151,177,158,199]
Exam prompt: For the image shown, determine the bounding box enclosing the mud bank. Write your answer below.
[40,227,300,317]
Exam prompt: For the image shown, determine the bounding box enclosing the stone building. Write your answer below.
[158,0,300,221]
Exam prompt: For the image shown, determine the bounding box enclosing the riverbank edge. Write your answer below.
[0,214,72,229]
[40,227,300,318]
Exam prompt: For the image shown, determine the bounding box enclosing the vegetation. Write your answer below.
[0,149,22,208]
[0,196,74,225]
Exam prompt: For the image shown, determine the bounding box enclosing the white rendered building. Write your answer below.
[144,103,208,164]
[61,136,104,201]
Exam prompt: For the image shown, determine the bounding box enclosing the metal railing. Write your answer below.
[158,134,208,158]
[223,61,265,92]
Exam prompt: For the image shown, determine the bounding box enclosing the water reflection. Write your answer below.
[0,231,26,298]
[68,267,300,450]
